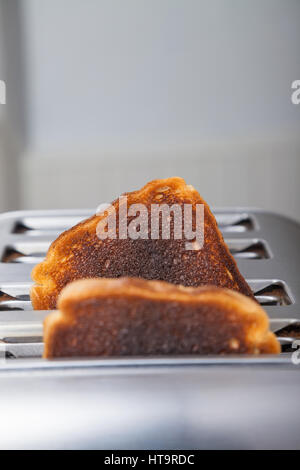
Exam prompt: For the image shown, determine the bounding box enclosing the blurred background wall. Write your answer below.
[0,0,299,219]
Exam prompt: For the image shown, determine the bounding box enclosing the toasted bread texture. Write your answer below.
[31,177,254,310]
[43,277,280,358]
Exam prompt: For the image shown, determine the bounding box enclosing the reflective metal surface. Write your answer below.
[0,364,299,449]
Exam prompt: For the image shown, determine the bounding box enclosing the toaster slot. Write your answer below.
[226,239,270,259]
[215,213,255,232]
[250,281,293,306]
[0,287,31,311]
[12,215,86,236]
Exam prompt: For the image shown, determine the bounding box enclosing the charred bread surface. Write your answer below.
[32,177,254,310]
[43,277,280,358]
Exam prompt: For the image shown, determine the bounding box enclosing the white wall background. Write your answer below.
[0,3,6,210]
[1,0,300,218]
[0,0,23,211]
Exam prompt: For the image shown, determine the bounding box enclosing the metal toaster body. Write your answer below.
[0,208,299,449]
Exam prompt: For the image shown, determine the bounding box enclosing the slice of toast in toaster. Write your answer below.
[43,277,280,358]
[31,177,254,310]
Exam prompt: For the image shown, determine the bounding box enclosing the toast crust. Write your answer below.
[43,277,280,358]
[32,177,254,309]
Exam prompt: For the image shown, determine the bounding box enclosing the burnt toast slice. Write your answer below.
[31,177,254,310]
[43,277,280,358]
